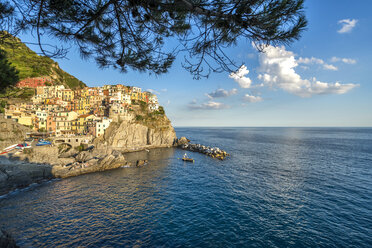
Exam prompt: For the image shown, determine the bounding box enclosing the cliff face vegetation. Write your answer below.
[0,31,86,91]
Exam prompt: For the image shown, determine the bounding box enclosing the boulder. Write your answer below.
[175,136,190,146]
[75,151,94,162]
[136,159,148,167]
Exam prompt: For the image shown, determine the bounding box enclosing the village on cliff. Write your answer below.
[3,77,160,143]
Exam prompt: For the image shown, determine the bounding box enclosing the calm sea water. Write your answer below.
[1,127,372,247]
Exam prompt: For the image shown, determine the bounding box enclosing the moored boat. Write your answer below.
[182,157,194,162]
[36,139,52,146]
[0,144,19,155]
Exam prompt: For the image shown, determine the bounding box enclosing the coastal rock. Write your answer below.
[136,159,148,167]
[52,151,126,178]
[0,161,53,195]
[0,230,19,248]
[175,136,190,146]
[75,151,94,162]
[95,118,177,150]
[7,146,61,166]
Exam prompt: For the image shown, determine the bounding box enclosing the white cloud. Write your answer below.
[229,65,252,88]
[243,94,263,103]
[257,45,358,97]
[338,19,358,33]
[330,57,357,64]
[161,88,168,92]
[206,88,237,99]
[298,57,324,65]
[188,100,228,110]
[298,56,338,71]
[323,64,338,71]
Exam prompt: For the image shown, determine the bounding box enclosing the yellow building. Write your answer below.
[71,114,95,134]
[62,89,75,101]
[130,92,140,101]
[18,115,33,126]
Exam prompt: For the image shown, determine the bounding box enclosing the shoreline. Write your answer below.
[0,144,177,196]
[0,140,226,197]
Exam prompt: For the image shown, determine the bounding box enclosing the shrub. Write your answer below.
[74,144,84,151]
[158,106,165,115]
[135,115,144,121]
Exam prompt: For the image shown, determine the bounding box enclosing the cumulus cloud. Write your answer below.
[330,57,357,64]
[229,65,252,88]
[188,100,228,110]
[338,19,358,33]
[323,64,338,71]
[206,88,237,99]
[298,56,338,71]
[257,45,358,97]
[243,94,263,103]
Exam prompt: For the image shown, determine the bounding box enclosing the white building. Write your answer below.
[122,94,131,104]
[148,94,159,111]
[36,110,48,121]
[96,117,113,137]
[132,86,141,93]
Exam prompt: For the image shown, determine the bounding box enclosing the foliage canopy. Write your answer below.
[1,0,307,78]
[0,48,19,91]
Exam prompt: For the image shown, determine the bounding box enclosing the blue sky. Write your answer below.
[19,0,372,127]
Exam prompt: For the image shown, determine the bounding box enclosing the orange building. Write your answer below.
[47,116,56,133]
[17,77,53,88]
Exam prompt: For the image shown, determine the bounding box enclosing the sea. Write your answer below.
[0,127,372,248]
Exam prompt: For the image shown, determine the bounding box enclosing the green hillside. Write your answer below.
[0,31,86,90]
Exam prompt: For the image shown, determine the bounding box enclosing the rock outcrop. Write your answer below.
[52,150,127,178]
[0,157,53,196]
[95,116,177,151]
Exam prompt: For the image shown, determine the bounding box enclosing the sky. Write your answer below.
[19,0,372,127]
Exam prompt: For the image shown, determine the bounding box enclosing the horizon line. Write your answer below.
[173,126,372,128]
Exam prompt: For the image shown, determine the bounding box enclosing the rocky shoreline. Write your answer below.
[0,136,228,196]
[177,137,230,160]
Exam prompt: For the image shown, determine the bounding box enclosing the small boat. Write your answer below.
[0,144,19,155]
[15,143,31,149]
[182,157,194,163]
[36,139,52,146]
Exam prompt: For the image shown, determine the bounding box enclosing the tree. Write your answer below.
[0,48,19,92]
[1,0,306,78]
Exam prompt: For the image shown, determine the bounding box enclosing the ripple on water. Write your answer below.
[0,128,372,247]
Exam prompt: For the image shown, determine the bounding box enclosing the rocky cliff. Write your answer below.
[94,114,177,151]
